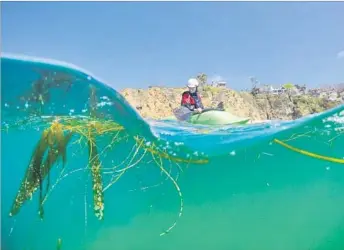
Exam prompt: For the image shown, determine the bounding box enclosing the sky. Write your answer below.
[1,1,344,91]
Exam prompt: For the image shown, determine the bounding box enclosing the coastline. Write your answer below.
[120,86,343,122]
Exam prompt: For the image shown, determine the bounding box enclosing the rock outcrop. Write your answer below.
[120,86,342,121]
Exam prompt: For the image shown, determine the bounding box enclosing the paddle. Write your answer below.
[173,106,194,121]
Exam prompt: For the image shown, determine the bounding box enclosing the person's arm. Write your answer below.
[195,94,204,109]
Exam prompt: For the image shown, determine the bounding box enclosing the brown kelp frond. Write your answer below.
[87,133,105,220]
[9,132,50,217]
[10,121,74,218]
[274,139,344,164]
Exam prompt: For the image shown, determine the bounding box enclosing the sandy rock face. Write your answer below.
[120,87,342,121]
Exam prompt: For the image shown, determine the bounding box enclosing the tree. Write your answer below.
[283,83,294,90]
[196,73,208,87]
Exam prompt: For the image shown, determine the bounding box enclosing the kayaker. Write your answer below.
[181,78,204,113]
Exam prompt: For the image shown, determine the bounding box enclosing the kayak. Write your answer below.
[164,109,250,126]
[189,110,250,125]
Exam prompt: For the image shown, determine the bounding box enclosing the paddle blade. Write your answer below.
[173,107,193,121]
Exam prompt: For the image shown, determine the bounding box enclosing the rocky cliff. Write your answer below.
[120,86,342,121]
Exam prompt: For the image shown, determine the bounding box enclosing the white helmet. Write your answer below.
[187,78,199,88]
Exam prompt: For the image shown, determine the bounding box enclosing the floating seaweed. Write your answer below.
[9,120,74,218]
[274,138,344,164]
[8,113,209,235]
[8,85,209,236]
[87,86,105,220]
[87,132,105,220]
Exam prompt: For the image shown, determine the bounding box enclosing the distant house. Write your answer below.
[285,86,301,96]
[258,84,285,94]
[295,84,307,95]
[258,84,274,93]
[273,87,288,95]
[211,81,227,88]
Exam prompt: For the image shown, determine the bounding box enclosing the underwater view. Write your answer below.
[1,54,344,250]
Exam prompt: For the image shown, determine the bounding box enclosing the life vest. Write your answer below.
[181,91,203,110]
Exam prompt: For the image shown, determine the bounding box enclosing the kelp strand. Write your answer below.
[87,134,105,220]
[274,139,344,164]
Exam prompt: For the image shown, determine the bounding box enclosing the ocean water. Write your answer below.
[1,54,344,250]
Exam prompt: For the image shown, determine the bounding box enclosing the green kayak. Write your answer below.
[164,109,250,126]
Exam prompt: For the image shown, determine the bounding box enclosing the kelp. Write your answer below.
[87,85,105,220]
[9,121,73,218]
[274,138,344,164]
[87,132,105,220]
[8,83,209,236]
[8,113,209,235]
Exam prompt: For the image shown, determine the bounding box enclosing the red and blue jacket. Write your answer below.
[181,90,204,111]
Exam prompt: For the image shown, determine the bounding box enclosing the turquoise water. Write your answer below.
[1,54,344,250]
